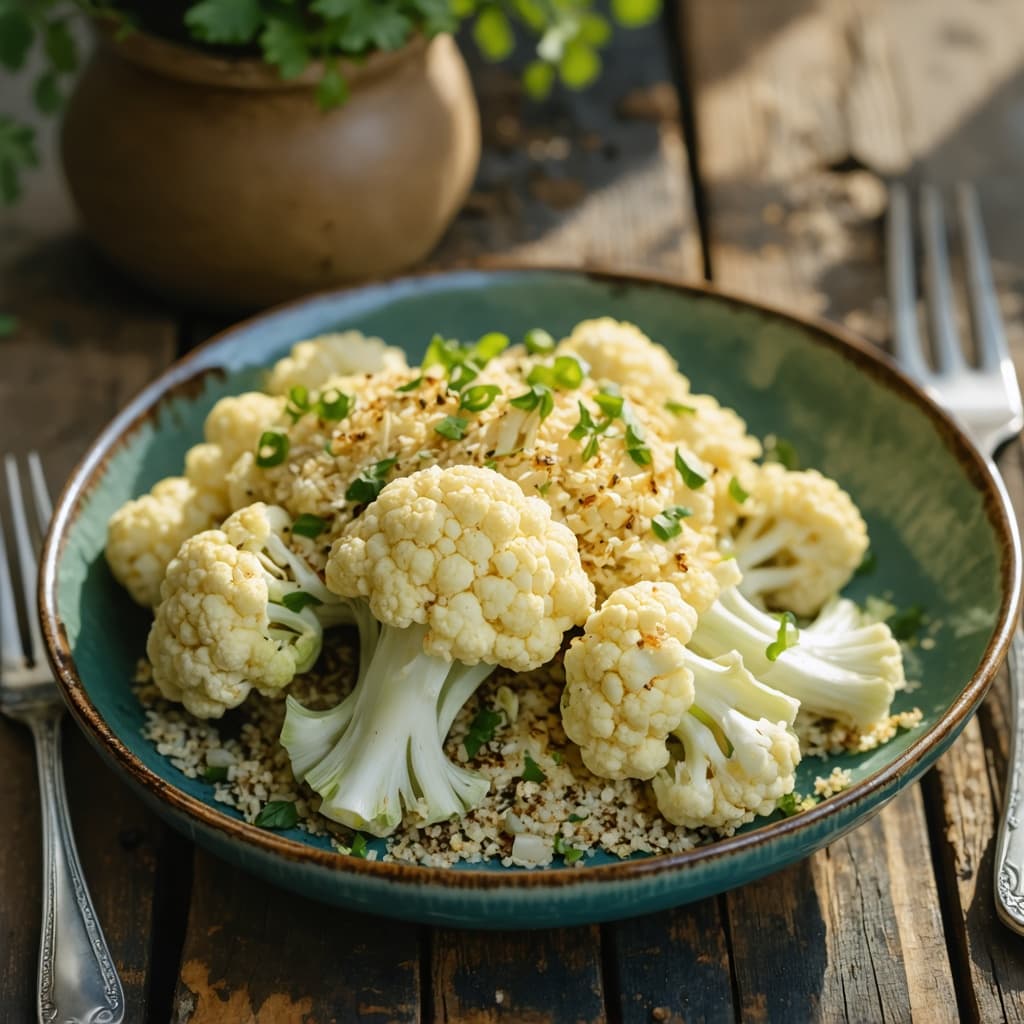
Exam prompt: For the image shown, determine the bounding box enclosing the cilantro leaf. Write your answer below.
[185,0,264,44]
[261,16,311,79]
[521,753,547,783]
[254,800,298,829]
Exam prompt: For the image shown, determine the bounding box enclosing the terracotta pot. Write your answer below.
[61,28,481,311]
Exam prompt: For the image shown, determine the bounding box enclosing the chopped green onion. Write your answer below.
[291,513,327,539]
[594,390,624,419]
[463,708,503,758]
[280,591,322,613]
[568,812,589,823]
[423,333,463,373]
[675,449,707,490]
[569,402,597,439]
[524,327,555,354]
[254,801,298,830]
[527,355,586,391]
[203,764,228,783]
[651,505,692,541]
[460,384,502,412]
[471,331,510,365]
[625,422,652,466]
[766,611,799,661]
[886,603,926,641]
[448,362,479,391]
[509,383,555,421]
[435,415,469,440]
[397,376,424,392]
[349,833,369,858]
[423,331,508,389]
[728,477,749,503]
[764,435,800,470]
[854,550,877,577]
[665,400,696,416]
[317,388,352,421]
[255,431,289,468]
[553,835,584,863]
[521,753,547,783]
[345,456,397,504]
[537,480,552,495]
[286,385,312,422]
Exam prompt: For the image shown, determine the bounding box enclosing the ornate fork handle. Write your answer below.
[995,626,1024,934]
[30,709,124,1024]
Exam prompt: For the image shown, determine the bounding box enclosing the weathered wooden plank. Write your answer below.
[0,65,180,1020]
[681,1,993,1019]
[431,926,605,1024]
[171,854,420,1024]
[605,898,735,1024]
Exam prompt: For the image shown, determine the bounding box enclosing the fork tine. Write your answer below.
[958,182,1012,374]
[0,506,24,672]
[27,451,52,529]
[886,183,932,381]
[4,456,45,665]
[921,184,968,375]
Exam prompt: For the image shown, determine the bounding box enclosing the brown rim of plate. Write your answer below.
[39,262,1023,891]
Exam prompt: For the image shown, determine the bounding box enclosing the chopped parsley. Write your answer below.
[766,611,799,661]
[728,477,749,503]
[291,513,327,539]
[524,327,555,355]
[463,708,503,758]
[345,456,397,504]
[254,801,298,830]
[763,435,800,470]
[203,764,228,783]
[255,430,289,468]
[887,603,926,641]
[674,449,707,490]
[776,792,815,817]
[280,591,322,613]
[651,505,692,541]
[460,384,502,413]
[435,415,470,440]
[527,354,586,391]
[553,835,584,864]
[397,375,424,392]
[509,383,555,421]
[665,400,696,416]
[521,753,547,784]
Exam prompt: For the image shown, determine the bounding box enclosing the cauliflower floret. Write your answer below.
[106,478,224,607]
[562,582,696,780]
[557,318,690,399]
[147,503,346,718]
[730,464,868,616]
[652,650,801,831]
[266,331,407,395]
[282,464,595,835]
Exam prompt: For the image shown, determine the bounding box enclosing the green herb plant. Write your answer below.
[1,0,661,204]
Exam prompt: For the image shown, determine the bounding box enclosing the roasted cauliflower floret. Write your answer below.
[730,464,868,616]
[281,464,594,836]
[561,582,696,780]
[266,331,407,395]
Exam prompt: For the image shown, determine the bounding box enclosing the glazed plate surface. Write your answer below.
[40,268,1020,928]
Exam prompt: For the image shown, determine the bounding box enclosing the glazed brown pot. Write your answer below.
[61,28,481,311]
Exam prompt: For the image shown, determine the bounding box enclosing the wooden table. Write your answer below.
[3,1,1024,1020]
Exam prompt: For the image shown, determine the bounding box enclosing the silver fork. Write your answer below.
[1,454,125,1023]
[887,182,1024,935]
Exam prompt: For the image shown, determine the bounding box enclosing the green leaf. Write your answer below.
[553,834,584,863]
[521,753,546,784]
[674,449,707,490]
[412,0,459,34]
[568,812,589,823]
[651,505,692,541]
[451,0,477,16]
[611,0,662,28]
[345,456,397,504]
[44,20,77,73]
[316,63,349,110]
[185,0,264,44]
[255,430,290,468]
[766,611,799,662]
[473,6,515,61]
[397,376,423,392]
[510,383,554,420]
[435,415,469,440]
[728,477,749,503]
[763,434,800,470]
[594,391,624,419]
[203,764,229,783]
[664,399,696,416]
[261,17,310,79]
[349,832,369,857]
[254,800,299,829]
[887,603,926,641]
[328,0,413,51]
[463,708,503,758]
[522,59,555,101]
[0,116,37,206]
[579,12,612,46]
[33,72,62,114]
[280,590,323,613]
[558,39,600,89]
[291,513,328,539]
[624,421,651,466]
[0,12,33,71]
[527,355,585,391]
[0,313,17,337]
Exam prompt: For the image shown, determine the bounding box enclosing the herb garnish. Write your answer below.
[665,399,696,416]
[521,753,547,784]
[349,833,369,858]
[254,801,298,830]
[285,384,312,422]
[728,477,749,503]
[524,327,555,354]
[255,430,289,468]
[291,513,327,539]
[553,835,584,863]
[569,402,607,461]
[763,435,800,470]
[317,387,352,421]
[651,505,692,541]
[766,611,799,661]
[435,415,470,440]
[397,376,424,392]
[527,354,586,391]
[675,449,707,489]
[423,331,509,391]
[460,384,502,412]
[345,456,397,504]
[510,383,555,421]
[886,603,926,641]
[203,764,228,783]
[463,708,503,758]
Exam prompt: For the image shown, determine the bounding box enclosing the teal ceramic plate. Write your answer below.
[40,267,1021,928]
